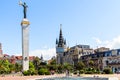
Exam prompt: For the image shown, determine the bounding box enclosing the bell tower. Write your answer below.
[56,24,67,64]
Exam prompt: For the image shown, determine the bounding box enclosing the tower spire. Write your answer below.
[58,24,64,47]
[60,24,62,30]
[40,54,43,61]
[56,38,58,44]
[56,24,67,64]
[60,24,62,38]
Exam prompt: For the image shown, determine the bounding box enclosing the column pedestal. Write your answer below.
[21,18,30,71]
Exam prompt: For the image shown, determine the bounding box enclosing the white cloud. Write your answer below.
[93,36,120,49]
[14,48,56,60]
[42,45,48,49]
[30,48,56,60]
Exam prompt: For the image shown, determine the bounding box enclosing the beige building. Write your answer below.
[63,45,94,65]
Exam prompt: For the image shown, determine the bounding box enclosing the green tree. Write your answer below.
[2,60,10,74]
[75,61,85,70]
[89,60,94,68]
[29,62,35,69]
[15,63,22,72]
[33,57,40,70]
[0,60,11,74]
[23,62,36,76]
[40,62,47,65]
[47,64,56,71]
[29,62,36,75]
[50,59,56,65]
[9,63,15,73]
[63,63,73,71]
[0,60,5,74]
[56,64,64,73]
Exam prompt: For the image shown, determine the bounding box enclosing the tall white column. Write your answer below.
[21,18,30,71]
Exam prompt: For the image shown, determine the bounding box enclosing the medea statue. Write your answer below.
[19,1,28,18]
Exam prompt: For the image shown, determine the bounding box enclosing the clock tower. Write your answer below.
[56,24,67,64]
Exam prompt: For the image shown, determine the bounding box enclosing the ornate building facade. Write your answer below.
[63,45,94,65]
[81,47,120,73]
[55,27,120,73]
[56,26,94,65]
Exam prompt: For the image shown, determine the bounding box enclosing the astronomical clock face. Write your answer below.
[56,47,64,53]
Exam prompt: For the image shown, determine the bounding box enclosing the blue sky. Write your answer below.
[1,0,120,60]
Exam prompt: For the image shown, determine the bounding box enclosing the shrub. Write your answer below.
[94,70,100,74]
[29,68,38,75]
[33,70,38,75]
[79,70,84,74]
[38,68,50,75]
[45,71,50,75]
[38,69,44,75]
[96,68,100,74]
[103,68,113,74]
[23,69,37,76]
[23,70,30,76]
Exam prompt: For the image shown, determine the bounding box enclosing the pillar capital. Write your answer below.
[21,18,30,26]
